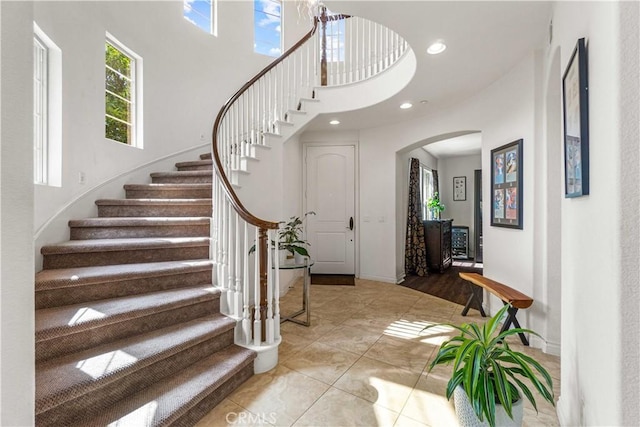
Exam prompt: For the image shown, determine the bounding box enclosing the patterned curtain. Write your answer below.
[405,158,428,276]
[432,169,439,195]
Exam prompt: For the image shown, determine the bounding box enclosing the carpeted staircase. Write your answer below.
[35,153,256,426]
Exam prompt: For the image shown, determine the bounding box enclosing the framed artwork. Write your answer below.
[453,176,466,201]
[562,37,589,198]
[491,139,523,229]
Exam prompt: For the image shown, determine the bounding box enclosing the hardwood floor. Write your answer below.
[400,263,484,311]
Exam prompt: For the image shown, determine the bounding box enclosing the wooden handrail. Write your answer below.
[211,11,351,230]
[212,20,319,230]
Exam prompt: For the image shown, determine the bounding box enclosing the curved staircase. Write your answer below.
[35,153,256,426]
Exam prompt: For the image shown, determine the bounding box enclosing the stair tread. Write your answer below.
[96,198,212,205]
[69,217,211,227]
[36,285,220,341]
[124,183,212,189]
[41,236,210,255]
[150,171,213,177]
[36,314,235,414]
[175,160,213,167]
[68,345,255,427]
[199,153,212,160]
[35,260,213,291]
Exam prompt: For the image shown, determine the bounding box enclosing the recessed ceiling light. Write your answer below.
[329,119,340,125]
[400,102,413,109]
[420,100,429,104]
[427,41,446,55]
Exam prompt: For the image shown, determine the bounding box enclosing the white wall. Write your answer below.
[358,51,539,303]
[549,1,639,425]
[438,154,481,257]
[1,2,35,424]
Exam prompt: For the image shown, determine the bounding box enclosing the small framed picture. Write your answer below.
[491,139,523,229]
[562,38,589,198]
[453,176,466,201]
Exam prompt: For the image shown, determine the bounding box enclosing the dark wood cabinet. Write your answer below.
[423,219,453,273]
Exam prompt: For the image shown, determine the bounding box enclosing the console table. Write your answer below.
[277,260,313,326]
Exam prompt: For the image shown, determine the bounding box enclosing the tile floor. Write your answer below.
[196,278,560,427]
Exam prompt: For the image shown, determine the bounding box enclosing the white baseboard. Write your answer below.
[556,396,570,426]
[358,274,398,284]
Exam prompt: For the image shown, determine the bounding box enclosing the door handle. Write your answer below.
[349,217,354,231]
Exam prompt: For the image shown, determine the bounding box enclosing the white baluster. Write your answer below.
[227,203,235,315]
[266,230,274,344]
[273,226,281,340]
[242,222,251,344]
[253,227,261,346]
[234,211,242,316]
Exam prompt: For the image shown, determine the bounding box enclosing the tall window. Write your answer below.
[33,35,48,184]
[105,36,142,147]
[183,0,217,36]
[421,166,435,220]
[33,23,62,187]
[254,0,282,57]
[324,9,345,62]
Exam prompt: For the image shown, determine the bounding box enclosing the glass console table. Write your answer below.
[277,259,313,326]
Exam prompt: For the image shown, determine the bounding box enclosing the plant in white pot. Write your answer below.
[425,304,555,427]
[250,212,316,265]
[277,211,315,265]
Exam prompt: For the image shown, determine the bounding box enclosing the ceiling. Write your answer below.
[304,1,552,132]
[422,132,482,159]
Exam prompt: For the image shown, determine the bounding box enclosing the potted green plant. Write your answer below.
[278,211,315,264]
[427,192,445,219]
[425,304,555,427]
[249,211,316,265]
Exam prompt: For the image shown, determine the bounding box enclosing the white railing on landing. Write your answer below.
[211,8,408,371]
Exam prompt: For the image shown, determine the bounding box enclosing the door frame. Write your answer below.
[303,141,360,277]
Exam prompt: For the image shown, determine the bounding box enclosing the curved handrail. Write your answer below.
[212,21,316,230]
[211,12,350,230]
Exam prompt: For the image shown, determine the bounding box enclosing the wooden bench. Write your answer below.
[458,272,534,346]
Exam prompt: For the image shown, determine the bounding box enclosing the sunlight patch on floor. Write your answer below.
[384,319,455,345]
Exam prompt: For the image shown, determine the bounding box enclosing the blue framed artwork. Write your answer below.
[491,139,523,229]
[563,38,589,198]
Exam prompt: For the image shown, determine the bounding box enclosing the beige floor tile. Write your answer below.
[364,334,435,374]
[344,311,405,334]
[282,341,361,384]
[279,314,340,341]
[333,356,420,413]
[393,414,429,427]
[227,365,329,427]
[278,332,314,363]
[293,387,400,427]
[195,399,266,427]
[316,324,383,355]
[401,374,460,427]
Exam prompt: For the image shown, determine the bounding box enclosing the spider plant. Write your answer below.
[425,304,555,427]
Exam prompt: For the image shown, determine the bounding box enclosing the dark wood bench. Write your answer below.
[458,272,534,346]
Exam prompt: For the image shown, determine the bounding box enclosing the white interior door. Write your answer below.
[305,145,355,274]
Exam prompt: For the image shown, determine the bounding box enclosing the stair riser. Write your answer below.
[176,164,213,171]
[37,329,235,427]
[171,362,254,427]
[42,245,210,269]
[151,175,212,184]
[36,297,221,362]
[200,153,212,160]
[70,224,210,240]
[98,204,212,217]
[36,270,212,309]
[125,188,212,199]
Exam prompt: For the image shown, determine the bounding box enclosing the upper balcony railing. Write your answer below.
[211,8,408,356]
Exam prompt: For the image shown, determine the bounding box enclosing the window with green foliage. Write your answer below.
[254,0,282,57]
[105,38,139,146]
